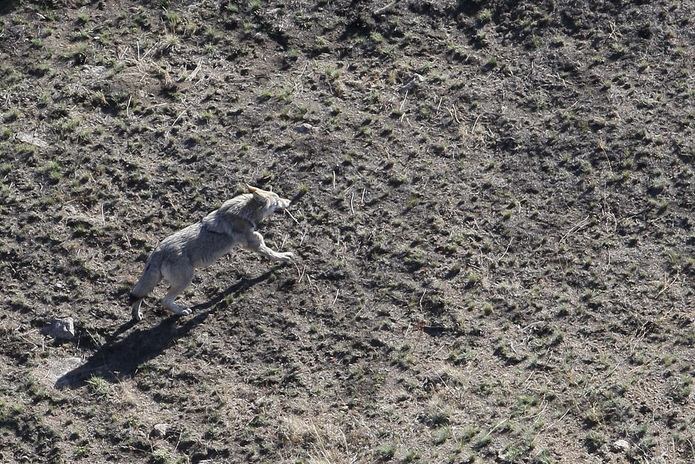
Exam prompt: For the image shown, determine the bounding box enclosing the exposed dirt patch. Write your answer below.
[2,0,695,463]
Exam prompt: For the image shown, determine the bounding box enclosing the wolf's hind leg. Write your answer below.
[161,264,194,316]
[132,298,144,321]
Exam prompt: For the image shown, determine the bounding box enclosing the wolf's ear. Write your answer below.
[246,184,267,203]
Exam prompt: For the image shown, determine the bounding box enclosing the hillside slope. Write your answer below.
[1,1,694,463]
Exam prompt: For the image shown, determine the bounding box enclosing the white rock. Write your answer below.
[42,318,75,340]
[151,423,169,438]
[294,123,318,134]
[16,132,48,148]
[612,439,630,453]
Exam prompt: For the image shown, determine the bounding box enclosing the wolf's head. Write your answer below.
[246,185,291,220]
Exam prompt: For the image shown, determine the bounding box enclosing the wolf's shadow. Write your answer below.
[55,269,276,389]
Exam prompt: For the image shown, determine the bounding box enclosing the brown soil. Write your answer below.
[1,1,694,463]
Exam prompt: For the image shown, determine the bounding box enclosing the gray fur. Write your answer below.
[130,186,294,321]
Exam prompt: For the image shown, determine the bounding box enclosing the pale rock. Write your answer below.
[294,123,318,134]
[612,439,630,453]
[151,423,169,438]
[42,318,75,340]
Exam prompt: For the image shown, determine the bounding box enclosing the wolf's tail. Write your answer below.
[130,258,162,321]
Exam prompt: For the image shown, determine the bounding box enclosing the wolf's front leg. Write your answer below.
[246,231,294,262]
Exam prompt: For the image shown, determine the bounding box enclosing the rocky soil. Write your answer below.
[1,0,695,463]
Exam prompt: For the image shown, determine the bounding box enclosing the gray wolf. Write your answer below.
[130,185,294,321]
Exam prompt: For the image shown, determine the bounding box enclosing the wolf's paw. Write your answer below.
[278,251,294,262]
[165,306,192,317]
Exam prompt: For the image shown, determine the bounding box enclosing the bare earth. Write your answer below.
[1,1,695,463]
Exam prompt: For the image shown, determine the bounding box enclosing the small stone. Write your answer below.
[399,73,425,93]
[16,132,48,148]
[294,123,318,134]
[151,423,168,438]
[612,439,630,453]
[41,318,75,340]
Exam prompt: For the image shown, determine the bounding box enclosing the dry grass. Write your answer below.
[1,0,695,462]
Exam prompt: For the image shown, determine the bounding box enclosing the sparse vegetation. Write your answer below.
[2,1,694,463]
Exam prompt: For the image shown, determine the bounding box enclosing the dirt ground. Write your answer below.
[1,0,694,463]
